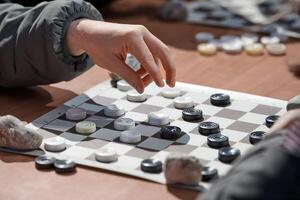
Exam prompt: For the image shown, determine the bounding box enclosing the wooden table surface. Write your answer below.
[1,0,300,200]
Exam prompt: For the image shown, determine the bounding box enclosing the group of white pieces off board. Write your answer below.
[35,79,280,183]
[196,32,287,56]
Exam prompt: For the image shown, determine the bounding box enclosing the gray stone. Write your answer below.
[287,95,300,111]
[164,152,202,185]
[0,115,42,150]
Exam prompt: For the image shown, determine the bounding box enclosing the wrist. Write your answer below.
[66,19,87,56]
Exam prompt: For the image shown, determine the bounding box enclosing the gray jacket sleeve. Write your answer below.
[201,132,300,200]
[0,0,102,87]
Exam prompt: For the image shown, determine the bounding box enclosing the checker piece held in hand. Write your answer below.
[127,90,147,102]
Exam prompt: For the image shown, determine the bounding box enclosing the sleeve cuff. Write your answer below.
[51,0,103,71]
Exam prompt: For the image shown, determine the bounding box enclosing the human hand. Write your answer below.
[269,109,300,133]
[66,19,176,93]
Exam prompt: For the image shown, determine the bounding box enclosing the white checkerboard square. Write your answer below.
[238,112,267,125]
[113,99,141,111]
[205,116,236,129]
[145,96,173,107]
[124,111,148,122]
[190,146,218,161]
[195,104,223,116]
[99,88,127,99]
[221,129,250,142]
[62,146,96,159]
[170,120,198,133]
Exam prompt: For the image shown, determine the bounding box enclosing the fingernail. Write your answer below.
[158,80,165,87]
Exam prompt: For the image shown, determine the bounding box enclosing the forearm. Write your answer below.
[0,0,102,87]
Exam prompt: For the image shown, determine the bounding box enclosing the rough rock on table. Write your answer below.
[164,152,202,185]
[0,115,42,150]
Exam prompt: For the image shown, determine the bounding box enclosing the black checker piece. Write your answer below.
[182,108,203,122]
[141,159,162,173]
[54,159,76,173]
[218,147,241,164]
[198,122,220,136]
[249,131,266,145]
[210,93,231,106]
[35,155,56,170]
[207,134,229,148]
[202,166,218,182]
[265,115,280,128]
[161,126,184,140]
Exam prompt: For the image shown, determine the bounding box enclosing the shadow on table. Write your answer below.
[0,85,77,122]
[167,185,201,200]
[0,152,33,163]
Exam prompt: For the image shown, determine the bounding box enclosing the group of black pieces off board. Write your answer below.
[34,91,280,182]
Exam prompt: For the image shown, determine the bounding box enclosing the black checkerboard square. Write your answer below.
[137,137,174,151]
[132,104,163,114]
[89,128,121,141]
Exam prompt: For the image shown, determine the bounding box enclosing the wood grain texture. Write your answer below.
[1,0,300,199]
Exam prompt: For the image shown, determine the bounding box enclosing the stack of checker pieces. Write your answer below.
[26,80,287,190]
